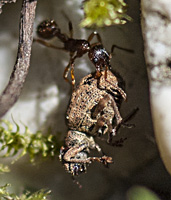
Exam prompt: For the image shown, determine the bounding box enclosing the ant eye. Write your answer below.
[94,58,98,63]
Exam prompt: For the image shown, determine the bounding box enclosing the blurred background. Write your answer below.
[0,0,171,199]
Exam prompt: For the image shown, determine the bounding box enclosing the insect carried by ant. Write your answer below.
[34,18,133,90]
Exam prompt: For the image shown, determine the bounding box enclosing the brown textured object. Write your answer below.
[59,130,113,177]
[66,70,126,143]
[0,0,37,118]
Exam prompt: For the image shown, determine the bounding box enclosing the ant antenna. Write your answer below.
[61,11,73,38]
[111,44,134,55]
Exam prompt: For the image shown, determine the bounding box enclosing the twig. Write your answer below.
[0,0,16,2]
[0,0,37,118]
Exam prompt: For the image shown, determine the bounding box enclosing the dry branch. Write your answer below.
[0,0,37,118]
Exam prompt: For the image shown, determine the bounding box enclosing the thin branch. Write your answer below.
[0,0,16,2]
[0,0,37,118]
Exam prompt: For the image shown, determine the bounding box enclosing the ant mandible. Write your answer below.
[35,19,133,90]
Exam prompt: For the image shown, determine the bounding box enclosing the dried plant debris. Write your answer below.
[0,0,17,14]
[81,0,132,27]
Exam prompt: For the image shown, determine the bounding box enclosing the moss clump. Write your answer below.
[0,184,51,200]
[81,0,132,27]
[0,120,62,163]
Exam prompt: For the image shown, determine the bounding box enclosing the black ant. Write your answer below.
[34,19,133,89]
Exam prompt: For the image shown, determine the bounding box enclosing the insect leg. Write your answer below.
[63,53,76,86]
[68,21,73,38]
[64,143,112,165]
[70,61,76,90]
[63,61,72,84]
[87,31,102,43]
[110,44,134,58]
[63,143,91,163]
[105,78,127,100]
[62,11,74,38]
[33,38,65,51]
[104,65,109,80]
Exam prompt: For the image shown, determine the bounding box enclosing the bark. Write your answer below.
[0,0,37,118]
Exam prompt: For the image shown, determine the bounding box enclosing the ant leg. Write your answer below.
[94,69,102,79]
[70,54,79,90]
[63,61,72,84]
[104,65,109,80]
[70,61,76,90]
[63,54,77,89]
[34,38,65,51]
[62,11,74,38]
[68,21,73,38]
[110,44,134,58]
[87,31,102,43]
[63,53,74,84]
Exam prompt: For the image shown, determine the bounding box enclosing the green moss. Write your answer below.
[81,0,132,27]
[0,164,10,174]
[0,184,51,200]
[0,120,62,199]
[0,120,62,163]
[127,186,161,200]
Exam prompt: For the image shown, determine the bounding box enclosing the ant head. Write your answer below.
[88,44,111,70]
[37,19,58,39]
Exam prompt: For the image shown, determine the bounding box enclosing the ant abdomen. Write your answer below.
[37,19,68,42]
[37,19,59,39]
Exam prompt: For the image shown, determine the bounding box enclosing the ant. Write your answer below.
[34,19,133,89]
